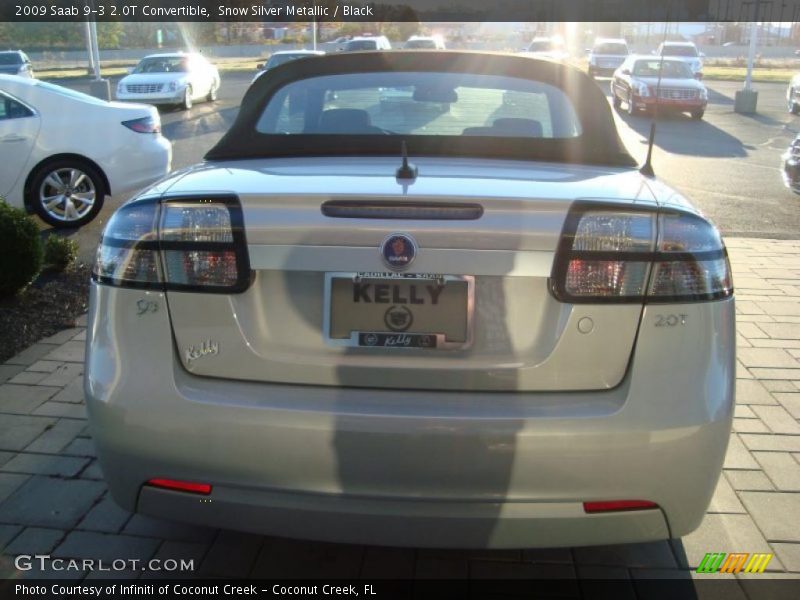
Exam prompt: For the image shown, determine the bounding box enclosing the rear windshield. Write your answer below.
[661,45,698,57]
[266,54,308,69]
[594,43,628,55]
[133,56,188,74]
[255,71,582,138]
[0,53,23,65]
[528,40,560,52]
[633,60,693,79]
[405,39,438,49]
[344,40,378,51]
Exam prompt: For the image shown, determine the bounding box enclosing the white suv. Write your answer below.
[656,41,704,78]
[588,38,629,78]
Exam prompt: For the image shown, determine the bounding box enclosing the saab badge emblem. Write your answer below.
[381,233,417,271]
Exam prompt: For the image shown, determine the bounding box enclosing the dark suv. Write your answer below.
[0,50,34,78]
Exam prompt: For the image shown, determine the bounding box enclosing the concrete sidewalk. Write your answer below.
[0,237,799,595]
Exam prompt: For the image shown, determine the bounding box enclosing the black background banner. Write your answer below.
[3,579,800,600]
[2,0,800,23]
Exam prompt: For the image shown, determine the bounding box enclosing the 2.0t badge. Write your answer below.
[381,233,417,271]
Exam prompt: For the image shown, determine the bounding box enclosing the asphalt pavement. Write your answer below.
[50,71,800,264]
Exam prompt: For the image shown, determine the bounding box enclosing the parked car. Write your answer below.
[655,41,704,78]
[87,51,734,549]
[522,36,569,61]
[611,56,708,119]
[404,35,446,50]
[0,75,171,227]
[0,50,34,79]
[341,36,392,52]
[251,50,325,84]
[587,38,629,78]
[787,74,800,114]
[116,52,220,110]
[782,133,800,192]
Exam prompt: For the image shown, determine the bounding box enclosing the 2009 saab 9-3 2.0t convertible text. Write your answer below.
[85,51,734,549]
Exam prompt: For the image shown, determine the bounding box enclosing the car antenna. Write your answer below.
[396,140,418,180]
[640,20,670,179]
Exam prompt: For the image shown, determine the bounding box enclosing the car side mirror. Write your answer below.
[621,68,631,75]
[699,52,706,58]
[256,63,264,70]
[126,67,134,74]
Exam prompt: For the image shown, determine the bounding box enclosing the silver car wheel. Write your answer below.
[38,168,96,223]
[183,86,193,110]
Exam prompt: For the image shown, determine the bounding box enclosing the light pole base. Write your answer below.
[89,79,111,101]
[734,89,758,114]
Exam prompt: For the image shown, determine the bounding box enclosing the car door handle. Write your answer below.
[1,135,27,143]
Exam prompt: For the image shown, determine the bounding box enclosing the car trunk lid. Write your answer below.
[161,157,656,391]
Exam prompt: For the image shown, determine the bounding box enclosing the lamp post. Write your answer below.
[735,3,761,113]
[84,21,96,76]
[86,1,110,100]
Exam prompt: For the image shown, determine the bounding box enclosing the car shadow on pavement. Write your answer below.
[736,112,789,128]
[614,108,750,158]
[706,88,735,106]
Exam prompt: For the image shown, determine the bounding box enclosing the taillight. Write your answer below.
[146,478,211,495]
[93,196,251,293]
[551,202,733,303]
[583,500,658,513]
[92,198,163,289]
[122,116,161,134]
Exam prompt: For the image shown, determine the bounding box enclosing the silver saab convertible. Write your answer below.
[85,51,734,549]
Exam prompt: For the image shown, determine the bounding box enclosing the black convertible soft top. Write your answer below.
[206,51,637,168]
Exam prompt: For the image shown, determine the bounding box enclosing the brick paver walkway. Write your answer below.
[1,237,799,593]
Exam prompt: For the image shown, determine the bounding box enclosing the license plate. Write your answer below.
[324,273,474,349]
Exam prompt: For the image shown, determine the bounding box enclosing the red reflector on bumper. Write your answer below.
[146,478,211,495]
[583,500,658,513]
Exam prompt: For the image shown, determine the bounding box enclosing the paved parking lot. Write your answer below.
[52,73,800,268]
[0,238,799,596]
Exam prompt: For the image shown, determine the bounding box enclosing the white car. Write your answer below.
[787,73,800,114]
[341,36,392,52]
[116,52,220,110]
[404,35,446,50]
[656,41,704,78]
[523,36,569,61]
[87,52,734,549]
[0,75,171,228]
[0,51,34,79]
[251,50,325,85]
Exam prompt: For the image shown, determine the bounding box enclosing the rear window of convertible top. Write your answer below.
[254,71,583,139]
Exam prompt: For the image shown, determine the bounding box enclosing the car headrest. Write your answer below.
[462,118,544,138]
[317,109,372,134]
[492,118,544,137]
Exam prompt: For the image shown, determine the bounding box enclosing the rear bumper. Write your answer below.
[85,284,735,548]
[139,485,670,548]
[105,135,172,197]
[588,66,619,77]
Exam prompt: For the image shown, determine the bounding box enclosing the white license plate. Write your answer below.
[323,273,474,350]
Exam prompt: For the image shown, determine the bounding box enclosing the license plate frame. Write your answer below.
[323,272,475,350]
